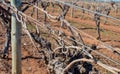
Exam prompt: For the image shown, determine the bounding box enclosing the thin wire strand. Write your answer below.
[53,0,120,24]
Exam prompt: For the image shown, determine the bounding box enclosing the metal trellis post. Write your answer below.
[11,0,22,74]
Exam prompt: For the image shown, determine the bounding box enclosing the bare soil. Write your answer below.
[0,4,120,74]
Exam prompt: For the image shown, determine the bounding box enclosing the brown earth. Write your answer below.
[0,3,120,74]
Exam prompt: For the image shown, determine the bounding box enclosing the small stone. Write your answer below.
[27,67,32,71]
